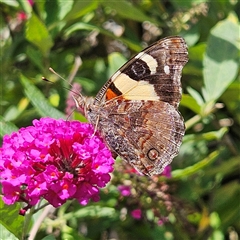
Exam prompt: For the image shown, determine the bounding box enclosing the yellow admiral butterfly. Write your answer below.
[77,36,188,176]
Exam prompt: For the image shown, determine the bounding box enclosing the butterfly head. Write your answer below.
[74,95,94,117]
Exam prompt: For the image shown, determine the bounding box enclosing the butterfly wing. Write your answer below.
[87,36,188,176]
[126,101,185,175]
[94,36,188,108]
[96,100,184,176]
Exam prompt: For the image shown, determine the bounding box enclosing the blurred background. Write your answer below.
[0,0,239,239]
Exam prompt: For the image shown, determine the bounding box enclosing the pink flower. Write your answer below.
[16,12,28,21]
[161,165,172,178]
[157,217,168,226]
[16,0,33,21]
[131,209,142,220]
[28,0,34,6]
[117,185,131,196]
[0,118,114,212]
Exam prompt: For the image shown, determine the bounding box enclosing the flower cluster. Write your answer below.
[0,118,114,213]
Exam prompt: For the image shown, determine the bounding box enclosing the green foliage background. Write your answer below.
[0,0,239,239]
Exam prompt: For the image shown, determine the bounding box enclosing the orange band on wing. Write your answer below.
[106,88,119,100]
[106,82,123,100]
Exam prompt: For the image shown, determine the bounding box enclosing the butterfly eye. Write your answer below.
[147,148,160,161]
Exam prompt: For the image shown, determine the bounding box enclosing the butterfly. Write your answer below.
[77,36,188,176]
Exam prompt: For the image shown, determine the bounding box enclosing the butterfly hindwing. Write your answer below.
[94,100,185,175]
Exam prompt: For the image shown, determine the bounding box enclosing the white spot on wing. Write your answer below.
[135,52,158,74]
[164,65,170,75]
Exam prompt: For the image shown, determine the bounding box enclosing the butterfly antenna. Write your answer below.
[43,58,86,118]
[49,67,72,86]
[42,77,53,83]
[48,56,84,99]
[49,56,82,84]
[42,73,74,95]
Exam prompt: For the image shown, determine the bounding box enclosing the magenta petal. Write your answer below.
[1,181,21,204]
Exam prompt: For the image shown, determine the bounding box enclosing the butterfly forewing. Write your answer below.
[94,36,188,108]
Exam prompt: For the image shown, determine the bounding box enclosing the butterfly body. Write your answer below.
[78,36,188,176]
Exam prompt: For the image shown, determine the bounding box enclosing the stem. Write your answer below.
[67,56,82,84]
[33,202,50,213]
[170,149,221,180]
[28,205,56,240]
[185,114,202,130]
[22,207,35,240]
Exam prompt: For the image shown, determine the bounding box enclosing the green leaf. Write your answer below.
[69,206,116,219]
[3,106,20,122]
[75,77,96,93]
[108,52,127,78]
[3,98,29,122]
[19,74,65,119]
[170,150,221,180]
[63,0,98,22]
[1,0,18,7]
[0,116,18,137]
[0,197,24,239]
[57,0,74,20]
[187,87,204,106]
[206,156,240,180]
[25,13,54,56]
[0,225,18,240]
[181,93,201,114]
[185,43,206,76]
[26,46,45,72]
[184,127,228,142]
[211,180,240,231]
[210,230,224,240]
[18,0,33,14]
[61,225,85,240]
[210,212,221,228]
[221,81,240,124]
[182,23,200,47]
[64,22,142,52]
[42,235,57,240]
[101,0,156,23]
[45,0,73,26]
[45,0,59,26]
[202,13,239,102]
